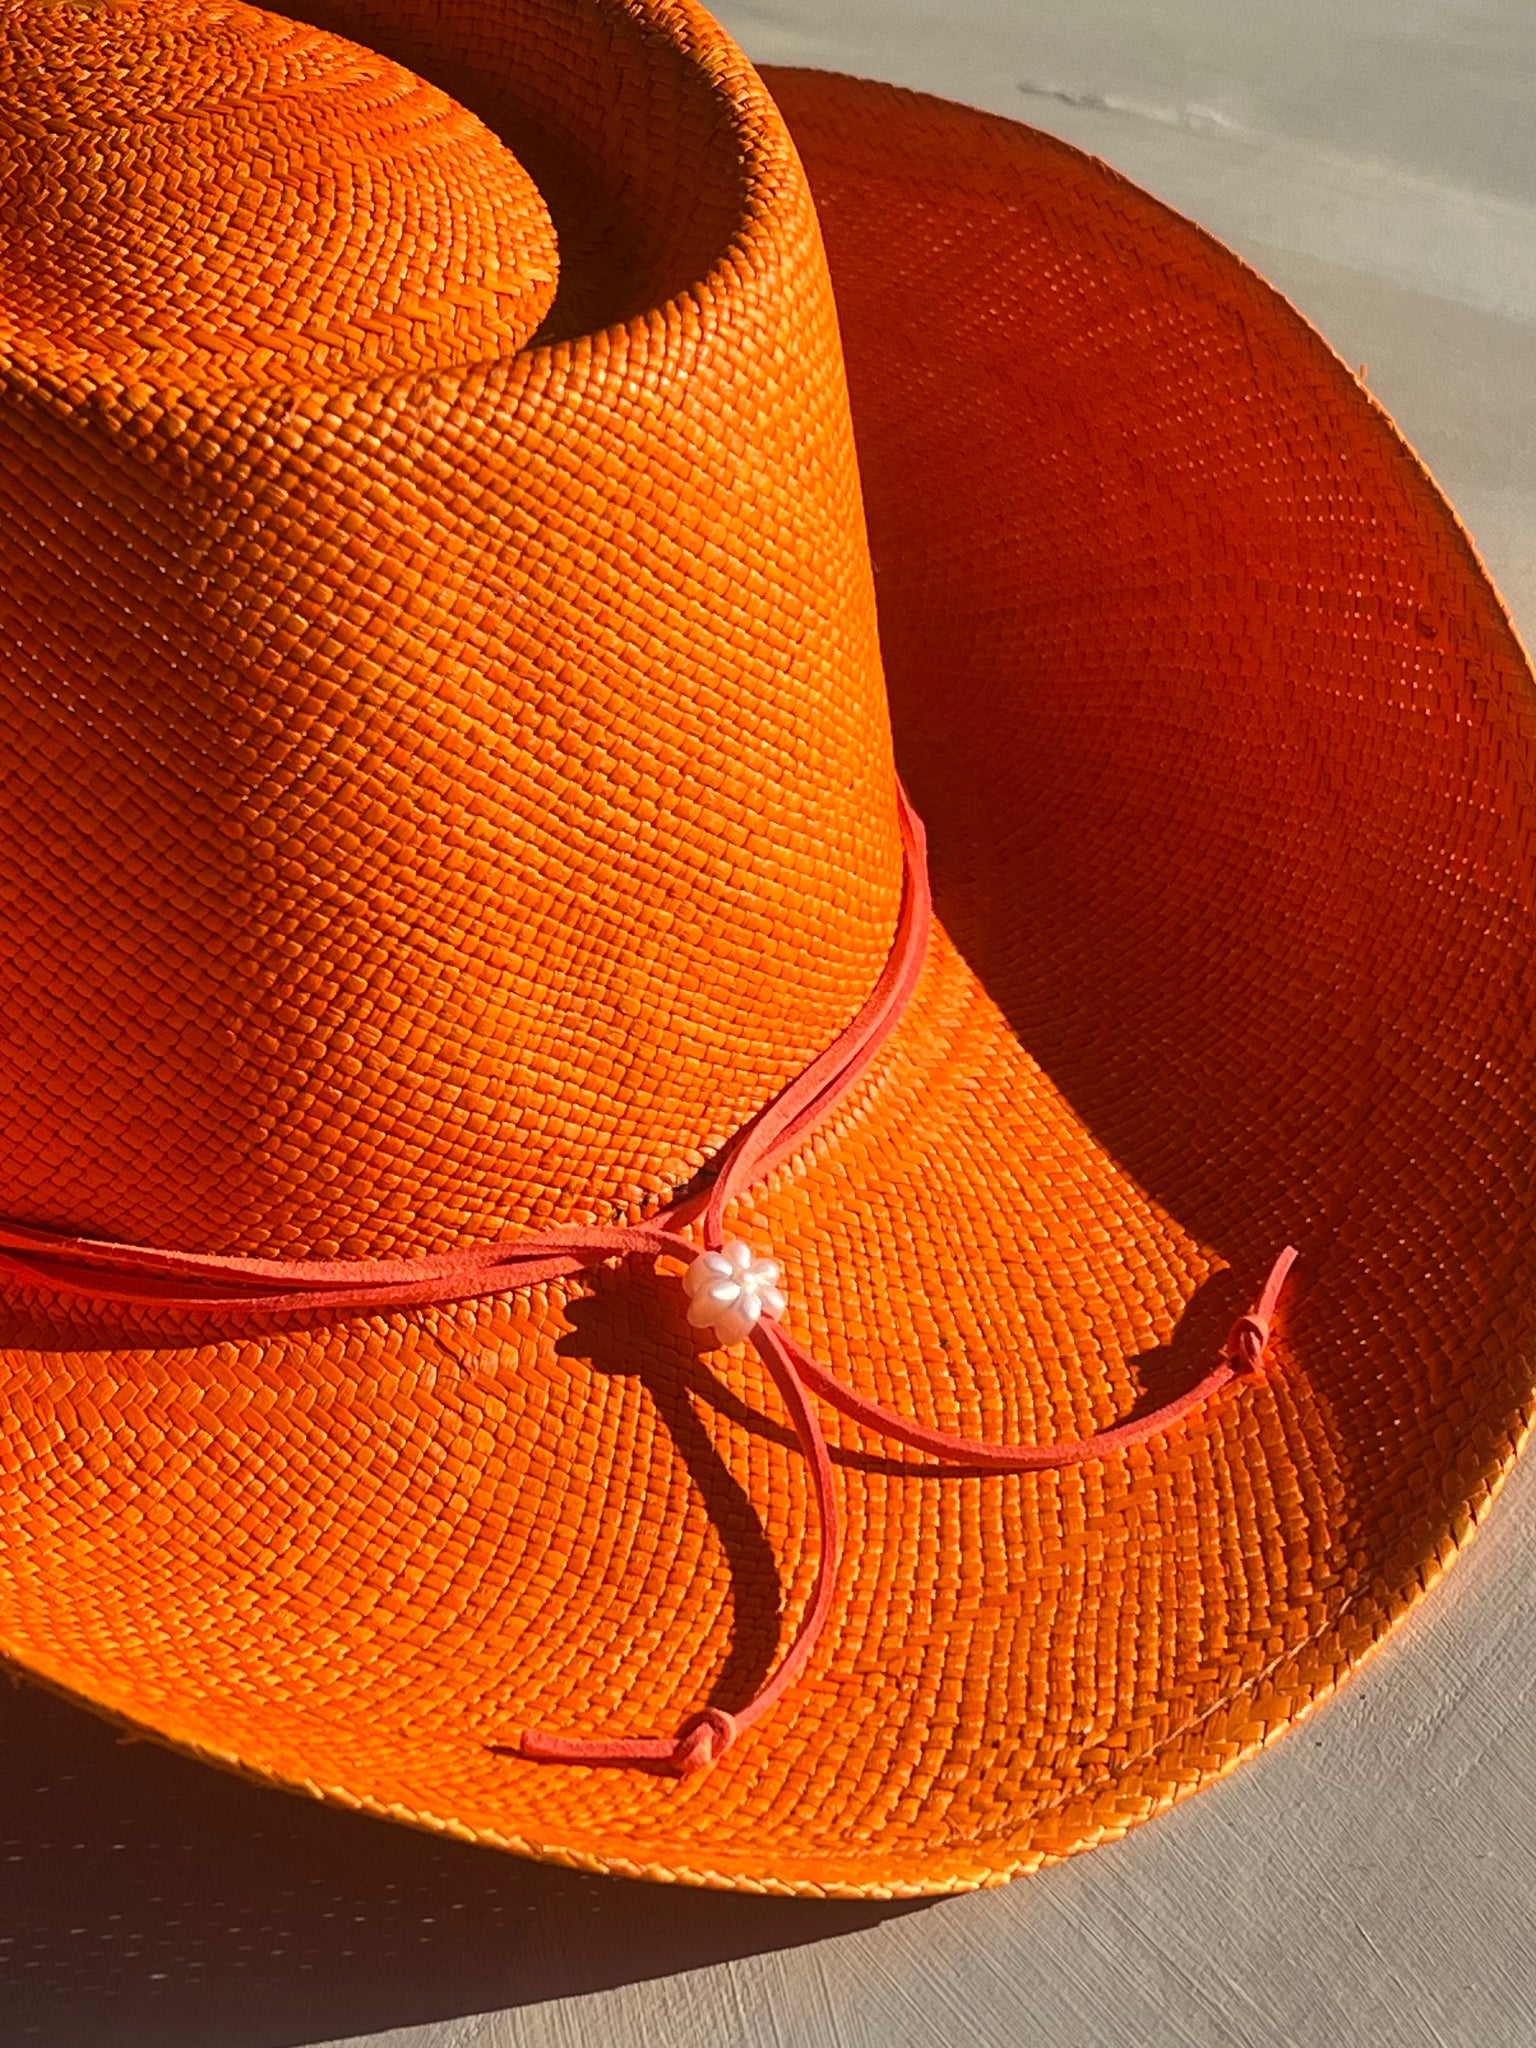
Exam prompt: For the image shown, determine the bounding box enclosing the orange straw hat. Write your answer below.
[1,0,1534,1899]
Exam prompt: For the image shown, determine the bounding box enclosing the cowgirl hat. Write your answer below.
[1,0,1533,1898]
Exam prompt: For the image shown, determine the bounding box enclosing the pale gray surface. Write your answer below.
[7,5,1534,2047]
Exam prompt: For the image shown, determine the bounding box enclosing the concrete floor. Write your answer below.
[6,4,1534,2045]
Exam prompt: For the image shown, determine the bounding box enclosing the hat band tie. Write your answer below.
[0,785,1296,1777]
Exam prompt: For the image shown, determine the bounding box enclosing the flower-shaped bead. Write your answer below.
[682,1239,786,1346]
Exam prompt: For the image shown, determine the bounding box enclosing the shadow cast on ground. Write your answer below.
[0,1680,924,2048]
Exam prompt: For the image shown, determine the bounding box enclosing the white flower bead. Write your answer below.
[682,1238,786,1346]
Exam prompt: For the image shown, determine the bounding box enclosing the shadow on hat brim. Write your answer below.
[2,70,1535,1898]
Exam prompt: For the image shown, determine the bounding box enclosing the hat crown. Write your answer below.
[0,0,900,1262]
[0,0,560,386]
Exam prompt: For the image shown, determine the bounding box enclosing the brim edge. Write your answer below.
[2,1386,1527,1899]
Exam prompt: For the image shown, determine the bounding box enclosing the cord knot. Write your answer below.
[671,1707,737,1777]
[1225,1312,1270,1372]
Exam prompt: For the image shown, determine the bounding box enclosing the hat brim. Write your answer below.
[3,69,1535,1898]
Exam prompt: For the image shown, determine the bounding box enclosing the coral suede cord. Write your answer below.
[0,785,1296,1777]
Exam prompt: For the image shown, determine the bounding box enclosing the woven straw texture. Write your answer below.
[2,0,1535,1897]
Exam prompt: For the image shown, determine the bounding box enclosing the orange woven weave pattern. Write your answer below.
[0,0,1533,1897]
[0,0,900,1263]
[1,1,560,384]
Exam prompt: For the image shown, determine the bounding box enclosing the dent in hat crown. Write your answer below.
[0,0,903,1263]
